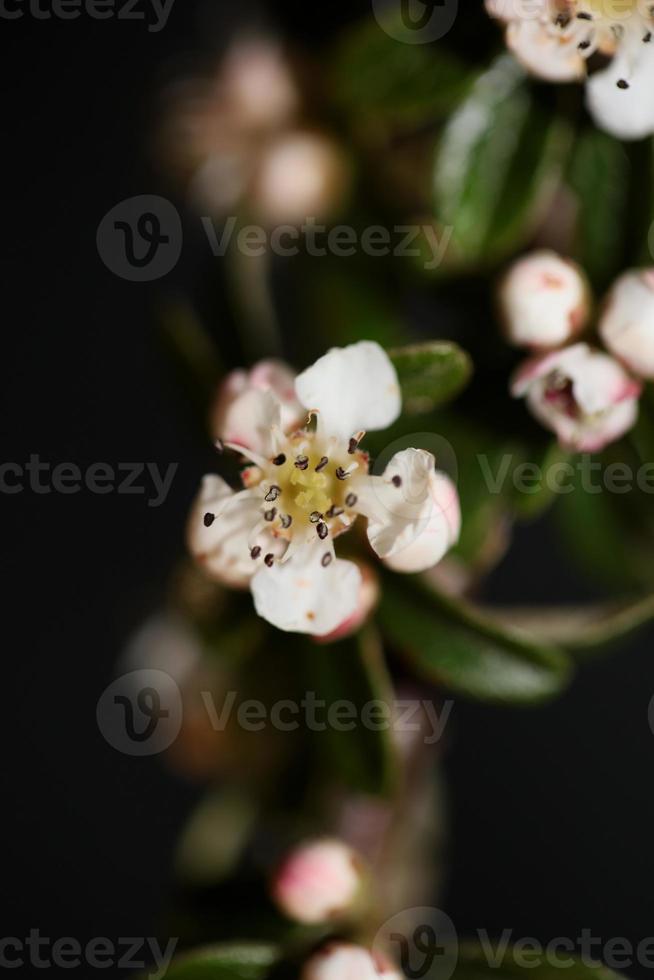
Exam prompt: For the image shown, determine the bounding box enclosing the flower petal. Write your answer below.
[251,540,362,636]
[586,38,654,140]
[188,476,282,589]
[294,341,401,442]
[359,449,461,574]
[506,18,586,82]
[211,360,303,455]
[599,269,654,379]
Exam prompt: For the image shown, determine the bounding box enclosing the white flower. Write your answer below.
[599,268,654,379]
[188,342,461,637]
[486,0,654,140]
[511,341,642,451]
[499,250,590,349]
[302,944,403,980]
[271,839,363,925]
[210,360,305,453]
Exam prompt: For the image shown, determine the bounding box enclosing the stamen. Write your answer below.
[251,546,262,559]
[321,553,333,568]
[310,511,323,524]
[280,514,293,529]
[617,78,630,88]
[392,476,403,488]
[348,438,359,455]
[264,553,275,567]
[645,32,652,42]
[577,11,592,19]
[336,467,351,481]
[272,454,287,466]
[265,486,281,502]
[345,493,358,507]
[295,455,309,471]
[578,39,591,49]
[315,457,329,472]
[204,513,215,528]
[327,505,344,518]
[317,522,329,540]
[264,508,277,522]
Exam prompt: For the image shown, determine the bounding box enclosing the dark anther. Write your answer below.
[336,467,350,481]
[392,476,403,488]
[317,522,329,540]
[280,514,293,529]
[578,39,591,49]
[203,513,215,528]
[264,553,275,567]
[327,505,344,518]
[617,79,630,89]
[295,455,309,471]
[251,546,262,560]
[265,486,281,502]
[315,457,329,472]
[348,438,359,455]
[321,553,333,567]
[264,508,277,522]
[345,493,358,507]
[310,511,323,524]
[577,11,592,19]
[645,32,653,42]
[272,454,287,466]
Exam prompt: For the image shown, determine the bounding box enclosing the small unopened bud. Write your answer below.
[599,269,654,380]
[301,944,402,980]
[499,250,589,350]
[221,38,299,131]
[272,839,363,925]
[253,131,350,226]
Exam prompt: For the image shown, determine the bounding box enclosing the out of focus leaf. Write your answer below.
[163,944,278,980]
[303,626,398,797]
[454,944,625,980]
[390,341,473,414]
[331,15,470,137]
[380,577,571,703]
[480,594,654,653]
[511,441,571,521]
[175,790,257,886]
[433,56,571,269]
[568,128,629,288]
[160,301,223,412]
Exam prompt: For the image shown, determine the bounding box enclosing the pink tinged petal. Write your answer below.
[272,840,362,925]
[362,450,461,574]
[499,250,590,349]
[315,563,380,644]
[187,476,281,589]
[301,945,401,980]
[586,37,654,141]
[294,341,401,442]
[506,18,586,82]
[600,269,654,379]
[250,540,362,636]
[211,360,303,453]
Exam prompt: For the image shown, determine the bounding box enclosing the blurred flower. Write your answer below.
[485,0,654,139]
[499,250,590,349]
[511,342,642,451]
[161,36,349,222]
[272,839,364,924]
[188,342,461,636]
[599,268,654,379]
[302,944,402,980]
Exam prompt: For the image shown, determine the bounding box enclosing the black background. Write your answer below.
[4,0,654,977]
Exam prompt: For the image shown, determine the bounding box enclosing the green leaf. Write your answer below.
[162,944,278,980]
[433,56,571,269]
[303,626,399,797]
[175,790,257,887]
[379,577,572,704]
[568,128,629,288]
[511,441,571,521]
[455,944,625,980]
[389,342,473,414]
[331,15,470,137]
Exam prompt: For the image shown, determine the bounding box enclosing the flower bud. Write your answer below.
[253,131,350,226]
[210,359,304,454]
[499,250,589,350]
[511,342,641,453]
[382,470,461,575]
[302,944,402,980]
[221,39,298,131]
[599,269,654,380]
[272,839,363,925]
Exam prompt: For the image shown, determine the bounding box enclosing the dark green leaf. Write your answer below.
[568,128,629,288]
[379,577,572,703]
[433,56,571,269]
[455,943,625,980]
[390,342,473,414]
[162,944,278,980]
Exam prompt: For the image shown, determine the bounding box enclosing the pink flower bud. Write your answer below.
[302,944,402,980]
[272,840,363,925]
[221,39,299,131]
[599,269,654,380]
[499,251,590,350]
[210,359,304,455]
[315,563,380,644]
[253,131,350,226]
[511,342,642,453]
